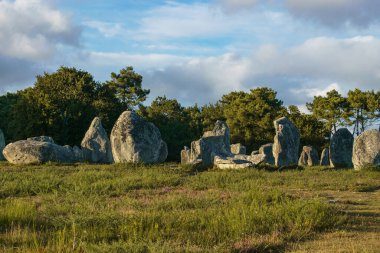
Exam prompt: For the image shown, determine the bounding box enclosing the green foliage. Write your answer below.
[106,66,150,110]
[307,89,349,134]
[139,96,201,161]
[220,88,285,151]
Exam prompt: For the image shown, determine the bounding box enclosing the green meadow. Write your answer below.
[0,162,379,252]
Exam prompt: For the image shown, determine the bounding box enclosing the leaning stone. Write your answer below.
[3,140,76,165]
[320,148,330,166]
[81,117,113,164]
[273,117,300,167]
[27,136,55,143]
[231,143,246,155]
[330,128,354,168]
[0,129,5,160]
[259,143,275,165]
[352,129,380,170]
[110,111,167,163]
[298,146,319,166]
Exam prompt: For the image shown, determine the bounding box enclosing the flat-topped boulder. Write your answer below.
[330,128,353,168]
[259,143,275,165]
[320,148,330,166]
[273,117,300,167]
[110,111,167,163]
[213,155,254,170]
[3,139,76,165]
[352,129,380,170]
[0,129,5,161]
[81,117,113,164]
[298,146,319,166]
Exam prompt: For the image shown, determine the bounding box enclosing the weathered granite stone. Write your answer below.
[110,111,167,163]
[81,117,113,164]
[0,129,5,161]
[73,146,85,162]
[251,150,259,155]
[231,143,246,155]
[158,140,168,163]
[181,146,191,164]
[298,146,319,166]
[259,143,275,165]
[3,140,76,165]
[27,136,55,143]
[320,148,330,166]
[352,129,380,170]
[183,121,232,168]
[273,117,300,167]
[213,155,254,170]
[330,128,354,168]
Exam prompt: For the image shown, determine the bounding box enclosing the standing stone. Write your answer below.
[181,146,191,164]
[3,140,76,165]
[330,128,354,168]
[0,129,5,161]
[81,117,113,164]
[320,148,330,166]
[273,117,300,167]
[352,129,380,170]
[298,146,319,166]
[110,111,168,163]
[259,143,275,165]
[231,143,246,155]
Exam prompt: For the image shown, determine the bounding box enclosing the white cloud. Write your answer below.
[84,21,124,38]
[0,0,80,61]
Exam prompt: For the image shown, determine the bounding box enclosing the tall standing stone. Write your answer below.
[110,111,168,163]
[298,146,319,166]
[330,128,354,168]
[0,129,5,160]
[81,117,113,164]
[259,143,275,165]
[320,148,330,166]
[352,129,380,170]
[273,117,300,167]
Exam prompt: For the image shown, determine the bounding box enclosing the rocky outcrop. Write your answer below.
[352,129,380,170]
[181,121,232,168]
[231,143,246,155]
[298,146,319,166]
[273,117,300,167]
[110,111,168,163]
[320,148,330,166]
[259,143,275,165]
[3,139,77,165]
[0,129,5,161]
[81,117,113,164]
[330,128,354,168]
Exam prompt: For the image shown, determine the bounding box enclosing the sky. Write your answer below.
[1,0,380,110]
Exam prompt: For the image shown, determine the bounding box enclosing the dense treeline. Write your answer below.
[0,66,379,161]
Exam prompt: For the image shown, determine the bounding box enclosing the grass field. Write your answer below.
[0,161,379,252]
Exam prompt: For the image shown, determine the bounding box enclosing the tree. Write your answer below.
[307,89,349,134]
[0,92,21,142]
[220,88,285,151]
[200,102,225,132]
[106,66,150,110]
[287,105,329,151]
[139,96,199,161]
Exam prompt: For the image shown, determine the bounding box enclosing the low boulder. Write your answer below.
[330,128,353,168]
[81,117,113,164]
[273,117,300,167]
[3,140,76,165]
[231,143,246,155]
[0,129,5,160]
[298,146,319,166]
[352,129,380,170]
[320,148,330,166]
[110,111,168,163]
[214,155,254,170]
[259,143,275,165]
